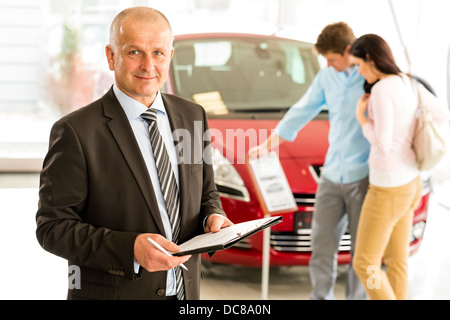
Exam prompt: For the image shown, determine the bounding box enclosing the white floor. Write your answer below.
[1,173,449,300]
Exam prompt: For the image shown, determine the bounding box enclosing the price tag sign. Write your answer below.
[247,152,297,214]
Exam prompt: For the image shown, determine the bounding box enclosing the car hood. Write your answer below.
[208,118,329,193]
[208,118,329,161]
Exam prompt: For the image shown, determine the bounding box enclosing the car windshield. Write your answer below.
[170,37,321,116]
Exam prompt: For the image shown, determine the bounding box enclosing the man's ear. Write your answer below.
[342,44,352,58]
[105,45,115,71]
[343,44,351,55]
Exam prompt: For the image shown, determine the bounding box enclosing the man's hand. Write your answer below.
[205,214,233,233]
[248,144,269,159]
[134,233,191,273]
[248,133,284,159]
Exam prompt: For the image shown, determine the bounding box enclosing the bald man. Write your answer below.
[36,7,231,300]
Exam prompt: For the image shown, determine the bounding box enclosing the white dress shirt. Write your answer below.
[113,84,178,296]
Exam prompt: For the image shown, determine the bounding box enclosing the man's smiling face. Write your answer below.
[106,16,174,107]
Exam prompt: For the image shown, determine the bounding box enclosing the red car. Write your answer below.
[163,33,429,267]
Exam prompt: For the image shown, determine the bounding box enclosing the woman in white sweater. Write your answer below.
[349,34,450,299]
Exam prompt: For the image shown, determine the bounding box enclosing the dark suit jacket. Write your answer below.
[36,88,225,300]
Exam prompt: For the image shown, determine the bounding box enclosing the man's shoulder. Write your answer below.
[161,92,201,108]
[316,67,364,89]
[317,66,364,79]
[54,89,113,128]
[161,92,206,117]
[312,67,337,87]
[316,66,336,77]
[57,99,102,123]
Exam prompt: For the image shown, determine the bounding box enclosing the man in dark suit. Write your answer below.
[36,7,231,300]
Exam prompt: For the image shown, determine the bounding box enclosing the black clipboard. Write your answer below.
[173,216,282,256]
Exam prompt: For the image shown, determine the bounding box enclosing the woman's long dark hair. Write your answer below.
[350,34,401,92]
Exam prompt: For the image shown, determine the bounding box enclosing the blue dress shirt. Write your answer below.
[113,84,178,296]
[276,66,370,184]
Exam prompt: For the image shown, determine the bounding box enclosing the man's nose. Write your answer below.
[140,54,154,72]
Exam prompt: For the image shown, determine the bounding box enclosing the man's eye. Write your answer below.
[129,50,140,55]
[154,51,163,56]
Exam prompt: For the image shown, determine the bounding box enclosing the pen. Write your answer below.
[147,237,189,271]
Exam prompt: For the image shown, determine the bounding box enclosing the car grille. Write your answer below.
[270,191,352,253]
[233,227,352,252]
[270,230,352,253]
[294,193,316,206]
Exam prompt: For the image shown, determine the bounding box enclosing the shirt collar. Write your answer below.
[344,65,357,77]
[113,84,166,122]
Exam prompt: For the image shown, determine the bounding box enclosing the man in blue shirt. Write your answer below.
[249,22,369,300]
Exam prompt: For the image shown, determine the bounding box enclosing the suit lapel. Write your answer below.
[162,94,191,237]
[102,88,166,236]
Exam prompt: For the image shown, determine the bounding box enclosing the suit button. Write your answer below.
[157,288,166,296]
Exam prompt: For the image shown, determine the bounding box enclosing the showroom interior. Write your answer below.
[1,0,449,300]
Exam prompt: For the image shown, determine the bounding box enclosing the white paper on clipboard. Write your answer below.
[173,216,282,256]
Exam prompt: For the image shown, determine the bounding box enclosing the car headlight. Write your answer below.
[411,221,426,240]
[211,148,250,202]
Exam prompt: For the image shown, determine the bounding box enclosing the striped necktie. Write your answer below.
[141,108,185,300]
